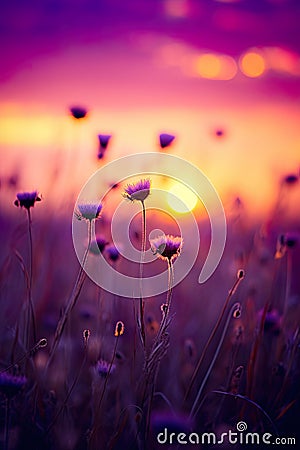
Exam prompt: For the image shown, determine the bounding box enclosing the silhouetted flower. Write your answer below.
[90,235,108,254]
[75,202,103,222]
[96,359,116,377]
[258,309,281,335]
[123,179,151,202]
[0,373,27,398]
[275,232,299,258]
[97,134,112,159]
[14,191,41,210]
[106,245,120,262]
[69,106,88,120]
[151,234,182,262]
[159,133,175,149]
[283,174,298,185]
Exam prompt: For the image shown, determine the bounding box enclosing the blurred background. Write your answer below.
[1,0,300,216]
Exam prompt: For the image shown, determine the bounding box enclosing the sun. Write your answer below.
[167,181,198,213]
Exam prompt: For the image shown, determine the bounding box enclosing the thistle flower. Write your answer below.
[106,244,120,262]
[96,359,116,378]
[83,329,91,345]
[97,134,112,159]
[123,178,151,202]
[275,232,299,258]
[89,235,108,254]
[150,234,182,262]
[114,321,124,337]
[282,173,298,185]
[75,202,103,222]
[14,191,41,210]
[0,373,27,398]
[258,309,281,335]
[69,105,88,120]
[159,133,175,149]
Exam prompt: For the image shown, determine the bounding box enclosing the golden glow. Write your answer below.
[264,47,300,76]
[239,50,266,78]
[164,0,190,18]
[167,181,198,214]
[196,54,221,78]
[194,53,237,80]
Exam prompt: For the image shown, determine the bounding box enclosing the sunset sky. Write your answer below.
[1,0,300,215]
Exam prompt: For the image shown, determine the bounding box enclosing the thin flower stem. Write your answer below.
[139,200,146,348]
[4,398,10,450]
[27,208,37,348]
[155,259,173,343]
[189,302,241,420]
[47,220,92,366]
[45,344,88,435]
[184,275,243,404]
[89,336,120,449]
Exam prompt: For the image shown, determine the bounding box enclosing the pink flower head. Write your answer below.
[123,178,151,202]
[150,234,182,262]
[14,191,41,210]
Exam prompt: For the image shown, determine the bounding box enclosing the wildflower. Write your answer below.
[258,309,281,335]
[89,235,108,255]
[106,244,120,262]
[14,191,41,210]
[159,133,175,149]
[96,359,116,378]
[275,232,299,258]
[215,128,225,138]
[114,321,124,337]
[151,234,182,262]
[0,373,27,398]
[97,134,112,159]
[283,174,298,185]
[75,202,103,222]
[123,178,151,202]
[69,106,88,120]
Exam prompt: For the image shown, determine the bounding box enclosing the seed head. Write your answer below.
[114,321,124,337]
[96,359,116,377]
[237,269,245,279]
[83,329,91,344]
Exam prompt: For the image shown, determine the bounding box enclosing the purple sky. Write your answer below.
[1,0,300,81]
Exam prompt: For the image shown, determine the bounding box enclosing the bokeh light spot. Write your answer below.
[239,51,266,78]
[167,181,198,213]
